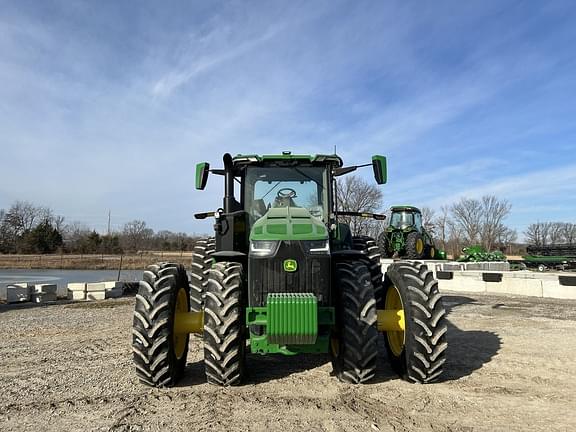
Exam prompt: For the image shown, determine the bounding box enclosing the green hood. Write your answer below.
[250,207,328,241]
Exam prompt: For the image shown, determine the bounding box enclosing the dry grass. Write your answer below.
[0,252,193,270]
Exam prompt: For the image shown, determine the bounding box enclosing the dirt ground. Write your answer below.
[1,292,575,432]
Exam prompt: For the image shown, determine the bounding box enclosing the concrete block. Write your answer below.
[68,290,86,300]
[86,282,106,292]
[542,280,576,300]
[6,286,31,303]
[67,283,86,291]
[103,281,124,290]
[441,263,464,271]
[34,284,57,294]
[486,278,543,297]
[452,271,484,280]
[462,262,510,271]
[31,292,57,303]
[105,288,123,299]
[438,278,487,293]
[86,291,106,301]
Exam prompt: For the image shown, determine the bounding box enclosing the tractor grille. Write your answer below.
[248,241,331,307]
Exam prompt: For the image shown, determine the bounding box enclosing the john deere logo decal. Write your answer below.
[283,259,298,272]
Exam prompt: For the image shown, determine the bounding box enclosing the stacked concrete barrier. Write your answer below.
[435,270,575,300]
[67,283,87,300]
[67,281,124,301]
[6,283,32,303]
[103,281,124,298]
[31,284,57,303]
[86,282,106,300]
[380,260,576,300]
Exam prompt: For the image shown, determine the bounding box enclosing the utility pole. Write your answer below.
[107,210,111,236]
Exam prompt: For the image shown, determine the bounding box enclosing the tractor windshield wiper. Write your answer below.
[261,181,282,200]
[293,167,324,191]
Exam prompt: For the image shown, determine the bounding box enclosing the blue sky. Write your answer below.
[1,0,575,237]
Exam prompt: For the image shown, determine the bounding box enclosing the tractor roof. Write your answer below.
[233,152,343,167]
[390,205,422,213]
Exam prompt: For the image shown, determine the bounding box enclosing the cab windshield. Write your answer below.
[244,166,329,223]
[390,211,415,229]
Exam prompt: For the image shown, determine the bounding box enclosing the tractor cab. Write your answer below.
[389,206,423,231]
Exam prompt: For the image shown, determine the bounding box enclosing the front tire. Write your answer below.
[203,262,246,386]
[383,261,447,383]
[132,262,190,387]
[331,261,378,384]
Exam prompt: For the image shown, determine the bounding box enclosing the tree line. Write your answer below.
[337,176,576,257]
[523,222,576,246]
[0,201,200,254]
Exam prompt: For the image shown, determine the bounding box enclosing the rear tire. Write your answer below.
[383,261,447,383]
[331,261,378,384]
[405,232,425,259]
[189,237,215,312]
[203,262,246,386]
[132,262,190,387]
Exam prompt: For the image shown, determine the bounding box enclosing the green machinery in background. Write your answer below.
[522,244,576,272]
[458,245,506,263]
[131,152,447,387]
[377,206,444,260]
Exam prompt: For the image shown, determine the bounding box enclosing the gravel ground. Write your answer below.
[0,292,575,432]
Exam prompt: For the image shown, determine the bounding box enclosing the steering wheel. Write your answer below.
[277,188,297,199]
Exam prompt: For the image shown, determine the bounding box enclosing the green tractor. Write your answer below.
[132,152,447,387]
[378,206,440,259]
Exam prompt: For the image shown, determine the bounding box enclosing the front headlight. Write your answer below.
[249,240,280,257]
[303,239,330,254]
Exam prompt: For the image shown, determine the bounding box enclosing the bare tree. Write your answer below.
[479,195,512,251]
[450,198,483,244]
[420,206,436,232]
[525,221,555,246]
[336,175,384,237]
[561,223,576,244]
[3,201,51,236]
[450,195,512,251]
[549,222,565,244]
[524,222,544,246]
[122,220,154,252]
[433,206,450,251]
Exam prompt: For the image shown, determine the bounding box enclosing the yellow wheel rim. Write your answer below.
[430,247,435,258]
[416,239,424,255]
[385,285,405,357]
[173,287,188,360]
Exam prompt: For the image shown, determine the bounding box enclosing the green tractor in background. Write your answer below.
[131,152,447,388]
[378,206,442,259]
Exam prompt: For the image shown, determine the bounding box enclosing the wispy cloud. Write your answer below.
[151,24,286,97]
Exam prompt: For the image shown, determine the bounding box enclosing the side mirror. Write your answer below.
[195,162,210,190]
[372,155,387,184]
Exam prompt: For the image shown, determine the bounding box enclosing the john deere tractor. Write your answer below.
[378,206,439,259]
[132,153,447,387]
